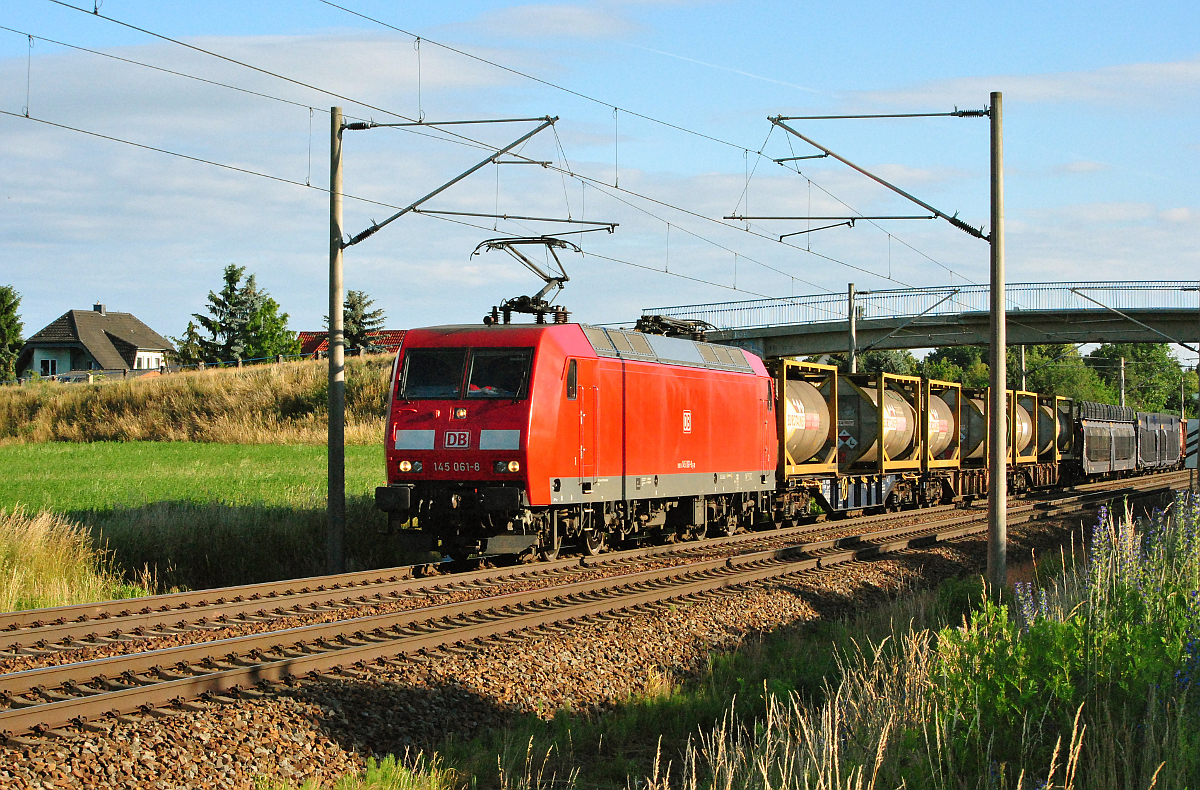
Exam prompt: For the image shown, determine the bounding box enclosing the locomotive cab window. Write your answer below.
[566,359,577,400]
[399,348,467,399]
[467,348,534,399]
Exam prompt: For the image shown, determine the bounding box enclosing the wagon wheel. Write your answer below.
[537,530,560,561]
[709,514,738,538]
[581,528,607,556]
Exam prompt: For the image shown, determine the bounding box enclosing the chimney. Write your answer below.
[94,303,106,316]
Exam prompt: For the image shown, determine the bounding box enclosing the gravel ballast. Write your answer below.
[0,510,1115,789]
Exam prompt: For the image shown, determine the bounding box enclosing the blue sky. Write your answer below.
[2,0,1198,358]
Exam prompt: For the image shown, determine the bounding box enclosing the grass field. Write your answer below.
[0,442,405,592]
[0,442,385,512]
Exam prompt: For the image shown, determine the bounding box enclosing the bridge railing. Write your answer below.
[644,281,1200,331]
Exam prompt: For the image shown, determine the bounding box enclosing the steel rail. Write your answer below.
[0,470,1181,646]
[0,502,969,640]
[0,474,1183,740]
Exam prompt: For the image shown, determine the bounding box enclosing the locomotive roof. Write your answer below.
[403,323,757,374]
[580,325,755,373]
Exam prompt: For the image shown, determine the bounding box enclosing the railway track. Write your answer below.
[0,472,1188,660]
[0,471,1186,743]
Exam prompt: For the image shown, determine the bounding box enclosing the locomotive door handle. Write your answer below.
[592,386,599,483]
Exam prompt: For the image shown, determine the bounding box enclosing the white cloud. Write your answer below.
[473,5,637,39]
[1159,207,1192,222]
[1054,160,1108,174]
[854,58,1200,109]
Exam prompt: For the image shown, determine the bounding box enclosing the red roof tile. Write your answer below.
[297,330,405,358]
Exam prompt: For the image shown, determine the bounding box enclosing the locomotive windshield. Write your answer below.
[466,348,533,399]
[399,348,467,399]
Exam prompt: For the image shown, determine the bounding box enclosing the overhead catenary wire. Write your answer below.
[0,106,767,301]
[509,151,904,291]
[312,0,969,293]
[35,1,941,295]
[0,24,493,153]
[35,4,824,290]
[23,33,33,117]
[314,0,758,154]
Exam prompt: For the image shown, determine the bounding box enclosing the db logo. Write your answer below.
[443,431,470,449]
[682,410,692,434]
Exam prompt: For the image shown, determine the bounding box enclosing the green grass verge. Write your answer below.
[0,441,385,512]
[0,442,404,593]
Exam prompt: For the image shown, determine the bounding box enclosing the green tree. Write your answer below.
[173,265,298,364]
[921,344,1113,399]
[812,349,919,375]
[244,297,300,359]
[0,285,22,381]
[171,320,207,367]
[921,346,991,387]
[328,290,387,353]
[1086,343,1195,415]
[1018,344,1113,402]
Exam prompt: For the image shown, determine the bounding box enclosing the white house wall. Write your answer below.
[30,348,73,376]
[134,352,163,370]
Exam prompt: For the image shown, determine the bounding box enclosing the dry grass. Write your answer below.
[0,355,393,445]
[0,507,151,611]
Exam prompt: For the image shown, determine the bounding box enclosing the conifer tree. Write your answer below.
[328,290,386,353]
[173,265,298,364]
[0,285,22,381]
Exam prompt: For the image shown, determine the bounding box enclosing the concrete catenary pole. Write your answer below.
[848,283,858,373]
[1119,357,1126,408]
[327,107,347,574]
[987,92,1007,594]
[1020,345,1026,390]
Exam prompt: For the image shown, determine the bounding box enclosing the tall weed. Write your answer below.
[0,507,150,610]
[429,495,1200,790]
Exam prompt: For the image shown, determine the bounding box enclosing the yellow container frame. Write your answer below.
[924,378,962,470]
[770,359,839,476]
[843,372,924,474]
[1012,390,1039,465]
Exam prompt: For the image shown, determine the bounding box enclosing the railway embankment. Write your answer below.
[0,354,392,445]
[0,481,1193,789]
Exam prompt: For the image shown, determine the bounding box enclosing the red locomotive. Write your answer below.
[375,321,1186,559]
[375,322,776,558]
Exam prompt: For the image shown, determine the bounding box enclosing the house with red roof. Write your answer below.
[297,330,405,359]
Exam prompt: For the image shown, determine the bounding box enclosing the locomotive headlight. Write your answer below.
[398,460,421,473]
[507,460,521,473]
[493,460,521,473]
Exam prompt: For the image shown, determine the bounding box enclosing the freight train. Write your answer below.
[374,322,1186,559]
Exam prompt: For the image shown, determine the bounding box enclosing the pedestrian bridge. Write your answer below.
[643,281,1200,359]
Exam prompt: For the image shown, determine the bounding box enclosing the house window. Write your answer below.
[40,359,57,376]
